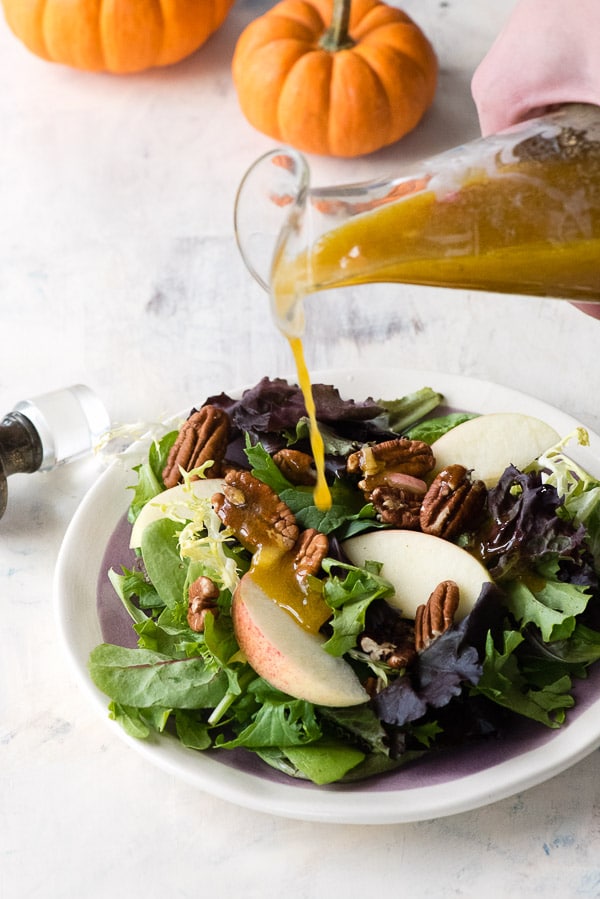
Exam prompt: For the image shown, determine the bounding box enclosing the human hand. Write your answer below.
[471,0,600,136]
[572,303,600,320]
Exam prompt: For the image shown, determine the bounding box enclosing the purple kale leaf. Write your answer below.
[370,584,505,729]
[203,377,395,460]
[373,675,428,727]
[205,377,383,435]
[417,630,482,706]
[204,378,310,436]
[480,465,588,582]
[372,616,486,728]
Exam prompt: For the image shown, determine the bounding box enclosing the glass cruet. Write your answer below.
[234,104,600,339]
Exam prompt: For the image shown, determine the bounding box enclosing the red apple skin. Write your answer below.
[232,574,369,708]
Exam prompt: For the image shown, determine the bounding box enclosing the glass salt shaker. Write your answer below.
[0,384,110,518]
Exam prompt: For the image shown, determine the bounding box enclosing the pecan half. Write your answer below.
[420,465,487,539]
[272,448,317,486]
[162,405,230,489]
[414,580,459,651]
[187,575,220,632]
[347,438,435,496]
[370,477,427,528]
[359,600,417,670]
[293,528,329,581]
[212,469,299,553]
[359,635,417,670]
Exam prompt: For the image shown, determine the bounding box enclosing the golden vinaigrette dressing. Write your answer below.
[273,151,600,304]
[288,336,332,511]
[249,543,332,633]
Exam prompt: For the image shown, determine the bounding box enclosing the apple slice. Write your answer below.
[232,574,369,707]
[431,412,560,487]
[342,530,492,621]
[129,477,225,548]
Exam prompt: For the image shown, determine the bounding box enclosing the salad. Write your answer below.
[89,377,600,786]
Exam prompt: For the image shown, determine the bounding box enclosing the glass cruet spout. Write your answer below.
[234,147,313,338]
[234,103,600,334]
[234,146,406,337]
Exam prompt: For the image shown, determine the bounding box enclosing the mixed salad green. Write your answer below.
[89,378,600,785]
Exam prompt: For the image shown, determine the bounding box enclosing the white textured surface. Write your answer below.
[2,0,600,896]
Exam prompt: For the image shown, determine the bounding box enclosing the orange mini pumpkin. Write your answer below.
[1,0,235,74]
[232,0,438,157]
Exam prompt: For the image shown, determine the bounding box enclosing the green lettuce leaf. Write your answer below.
[218,695,321,749]
[503,576,590,643]
[140,517,188,609]
[376,387,443,432]
[405,412,478,444]
[108,567,156,625]
[321,559,395,656]
[128,430,178,522]
[108,703,158,739]
[280,739,365,785]
[174,710,212,751]
[89,644,228,709]
[473,631,575,727]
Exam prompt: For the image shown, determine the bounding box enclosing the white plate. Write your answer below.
[53,368,600,824]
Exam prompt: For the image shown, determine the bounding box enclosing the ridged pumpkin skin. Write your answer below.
[1,0,235,74]
[232,0,438,157]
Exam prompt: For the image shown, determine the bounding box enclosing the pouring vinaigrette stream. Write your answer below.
[235,104,600,510]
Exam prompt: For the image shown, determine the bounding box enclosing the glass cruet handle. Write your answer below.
[234,147,310,293]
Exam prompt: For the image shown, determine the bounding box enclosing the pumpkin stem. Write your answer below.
[319,0,356,52]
